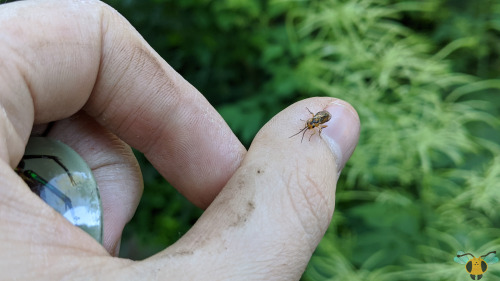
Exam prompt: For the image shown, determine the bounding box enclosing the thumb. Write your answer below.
[141,97,360,280]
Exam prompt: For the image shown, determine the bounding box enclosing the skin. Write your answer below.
[0,0,360,280]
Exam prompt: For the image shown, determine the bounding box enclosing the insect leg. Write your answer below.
[301,128,309,143]
[306,107,314,117]
[318,124,328,137]
[308,129,317,141]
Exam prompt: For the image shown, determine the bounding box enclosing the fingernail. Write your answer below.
[322,100,360,173]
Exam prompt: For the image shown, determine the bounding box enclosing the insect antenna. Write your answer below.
[289,127,308,142]
[301,128,308,143]
[481,251,497,258]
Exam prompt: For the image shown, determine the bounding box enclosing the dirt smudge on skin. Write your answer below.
[229,200,256,227]
[193,164,264,237]
[209,166,258,229]
[160,165,262,255]
[172,249,194,256]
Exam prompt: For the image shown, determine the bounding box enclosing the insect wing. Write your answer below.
[483,252,499,264]
[454,251,471,264]
[317,111,332,123]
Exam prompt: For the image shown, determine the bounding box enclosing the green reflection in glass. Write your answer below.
[16,137,102,244]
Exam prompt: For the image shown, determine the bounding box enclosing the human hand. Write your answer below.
[0,1,360,280]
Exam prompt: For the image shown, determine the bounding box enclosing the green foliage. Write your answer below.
[119,151,202,259]
[104,0,500,279]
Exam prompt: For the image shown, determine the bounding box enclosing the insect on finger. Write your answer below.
[289,107,332,143]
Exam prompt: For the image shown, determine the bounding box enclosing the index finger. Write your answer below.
[0,0,245,208]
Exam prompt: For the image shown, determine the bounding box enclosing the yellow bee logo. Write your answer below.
[454,251,498,280]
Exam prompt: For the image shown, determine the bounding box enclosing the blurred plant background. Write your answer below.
[99,0,500,280]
